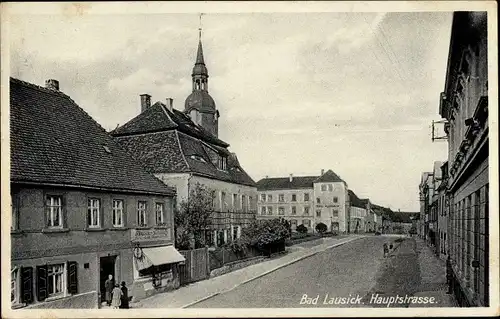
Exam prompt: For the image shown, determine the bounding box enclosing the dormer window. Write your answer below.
[218,155,227,170]
[190,155,206,163]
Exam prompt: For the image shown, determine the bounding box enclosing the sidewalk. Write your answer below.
[409,238,457,307]
[131,235,365,308]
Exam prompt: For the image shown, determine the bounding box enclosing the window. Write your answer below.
[241,195,246,211]
[278,207,285,215]
[290,219,297,228]
[48,264,64,297]
[279,194,285,202]
[232,226,238,240]
[155,203,165,225]
[304,207,310,215]
[233,194,238,211]
[87,198,100,228]
[218,156,227,170]
[211,191,217,209]
[291,194,297,202]
[321,185,327,191]
[11,192,19,231]
[267,195,272,202]
[11,268,19,305]
[302,219,311,227]
[328,184,333,191]
[261,206,267,215]
[221,192,226,211]
[260,194,266,202]
[333,196,338,203]
[291,206,297,215]
[316,210,321,217]
[46,195,63,228]
[248,196,253,210]
[316,198,321,204]
[332,209,339,217]
[268,206,273,215]
[137,201,147,227]
[304,193,309,202]
[112,199,124,227]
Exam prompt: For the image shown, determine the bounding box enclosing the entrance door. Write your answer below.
[99,256,116,304]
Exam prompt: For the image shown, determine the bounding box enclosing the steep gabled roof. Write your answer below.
[256,176,318,191]
[348,190,366,208]
[313,169,344,183]
[10,77,175,196]
[111,101,228,147]
[112,104,255,187]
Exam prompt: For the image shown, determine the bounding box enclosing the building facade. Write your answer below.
[111,33,257,248]
[437,161,449,261]
[347,190,370,233]
[429,161,444,252]
[10,78,182,309]
[256,170,349,233]
[418,172,433,241]
[439,11,489,307]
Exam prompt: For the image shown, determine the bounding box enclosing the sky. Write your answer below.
[9,9,453,211]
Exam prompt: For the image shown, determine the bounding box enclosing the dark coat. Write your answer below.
[119,286,129,309]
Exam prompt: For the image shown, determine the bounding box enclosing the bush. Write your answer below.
[296,224,308,234]
[315,222,327,234]
[374,231,381,236]
[239,218,290,250]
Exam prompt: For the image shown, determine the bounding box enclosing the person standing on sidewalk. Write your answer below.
[383,243,389,258]
[104,274,114,306]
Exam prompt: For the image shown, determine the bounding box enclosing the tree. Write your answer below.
[315,222,327,235]
[175,183,214,249]
[239,218,290,250]
[296,224,308,234]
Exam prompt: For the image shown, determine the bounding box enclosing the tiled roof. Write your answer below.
[111,101,228,147]
[257,176,318,191]
[10,77,175,195]
[314,169,344,183]
[112,104,255,187]
[257,169,345,191]
[348,190,366,208]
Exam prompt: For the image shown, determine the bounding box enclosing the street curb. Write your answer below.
[181,236,365,308]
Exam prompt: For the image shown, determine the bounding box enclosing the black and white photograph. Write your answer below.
[1,1,498,318]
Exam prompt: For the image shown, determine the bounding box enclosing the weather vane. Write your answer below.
[199,13,204,40]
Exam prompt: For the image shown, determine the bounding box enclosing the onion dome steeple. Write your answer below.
[184,14,219,137]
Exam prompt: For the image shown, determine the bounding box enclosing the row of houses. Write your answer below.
[9,34,259,309]
[418,11,489,307]
[9,25,416,310]
[256,172,415,235]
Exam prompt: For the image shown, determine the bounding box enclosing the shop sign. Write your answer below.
[132,228,171,242]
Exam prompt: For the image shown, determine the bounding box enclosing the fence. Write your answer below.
[209,245,263,271]
[178,247,210,286]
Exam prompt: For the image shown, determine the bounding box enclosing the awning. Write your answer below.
[135,245,186,272]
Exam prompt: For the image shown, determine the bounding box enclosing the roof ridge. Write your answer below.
[175,130,191,170]
[11,77,110,136]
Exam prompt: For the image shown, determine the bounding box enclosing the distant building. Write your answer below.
[10,78,181,309]
[347,190,370,233]
[256,170,349,233]
[439,11,489,307]
[418,172,434,241]
[437,161,449,261]
[430,161,444,252]
[111,34,257,248]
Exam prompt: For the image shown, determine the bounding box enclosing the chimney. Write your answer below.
[321,169,325,175]
[165,98,173,112]
[45,79,59,91]
[140,94,151,113]
[265,175,269,179]
[289,174,293,182]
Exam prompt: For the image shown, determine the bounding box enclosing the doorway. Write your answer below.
[99,256,116,304]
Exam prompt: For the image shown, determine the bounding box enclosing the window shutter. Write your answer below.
[67,261,78,294]
[36,265,48,301]
[20,267,33,304]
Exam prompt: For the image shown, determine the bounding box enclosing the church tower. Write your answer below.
[184,22,219,137]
